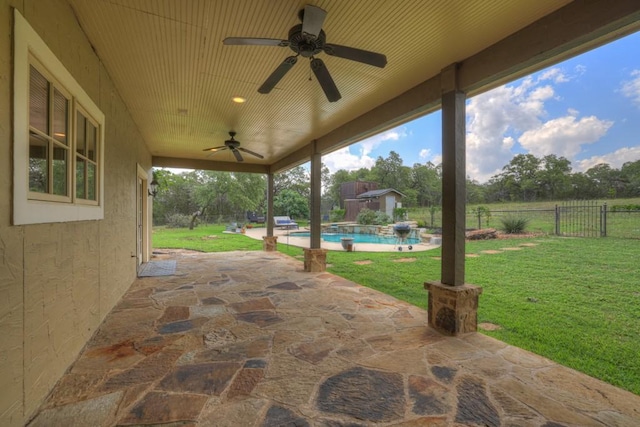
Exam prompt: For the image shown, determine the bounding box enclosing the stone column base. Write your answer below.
[303,248,328,272]
[424,281,483,336]
[262,236,278,252]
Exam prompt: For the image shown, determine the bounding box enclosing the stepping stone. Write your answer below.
[480,250,503,255]
[478,322,502,331]
[519,243,539,247]
[393,257,416,263]
[465,253,480,258]
[501,247,522,251]
[353,260,373,265]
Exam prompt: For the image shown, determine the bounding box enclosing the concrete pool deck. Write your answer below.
[243,227,440,253]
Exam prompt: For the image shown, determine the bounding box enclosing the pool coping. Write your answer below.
[243,227,440,253]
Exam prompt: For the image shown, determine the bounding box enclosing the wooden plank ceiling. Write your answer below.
[68,0,584,171]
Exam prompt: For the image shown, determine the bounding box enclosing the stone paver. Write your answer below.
[29,250,640,426]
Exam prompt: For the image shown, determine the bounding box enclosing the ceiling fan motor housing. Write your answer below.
[288,24,325,57]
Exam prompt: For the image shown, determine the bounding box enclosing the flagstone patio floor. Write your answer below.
[29,250,640,426]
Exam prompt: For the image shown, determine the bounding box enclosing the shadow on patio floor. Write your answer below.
[29,250,640,426]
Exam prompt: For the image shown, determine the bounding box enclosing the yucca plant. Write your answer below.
[500,216,530,234]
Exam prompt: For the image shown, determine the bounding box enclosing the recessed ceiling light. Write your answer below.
[232,96,246,103]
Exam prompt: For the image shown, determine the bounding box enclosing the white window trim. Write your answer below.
[13,9,105,225]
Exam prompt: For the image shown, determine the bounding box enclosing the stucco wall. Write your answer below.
[0,1,152,425]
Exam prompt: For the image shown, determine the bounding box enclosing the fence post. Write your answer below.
[555,204,560,236]
[477,210,481,229]
[602,203,607,237]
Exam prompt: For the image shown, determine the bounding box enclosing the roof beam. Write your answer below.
[153,156,269,174]
[459,0,640,96]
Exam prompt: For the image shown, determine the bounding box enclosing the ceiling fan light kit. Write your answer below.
[223,4,387,102]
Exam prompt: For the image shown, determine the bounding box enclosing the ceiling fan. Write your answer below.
[223,4,387,102]
[202,132,264,162]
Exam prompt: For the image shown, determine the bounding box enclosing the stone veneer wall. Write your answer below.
[0,1,152,425]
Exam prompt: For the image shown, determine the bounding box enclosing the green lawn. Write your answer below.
[152,225,640,395]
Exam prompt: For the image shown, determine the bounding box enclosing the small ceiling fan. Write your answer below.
[202,132,264,162]
[223,4,387,102]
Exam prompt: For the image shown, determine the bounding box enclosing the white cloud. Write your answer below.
[323,127,407,173]
[539,68,570,83]
[419,148,431,159]
[621,69,640,106]
[323,147,376,172]
[465,78,554,182]
[464,65,616,182]
[518,115,613,159]
[574,146,640,172]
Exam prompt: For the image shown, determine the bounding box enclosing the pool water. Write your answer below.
[289,232,419,245]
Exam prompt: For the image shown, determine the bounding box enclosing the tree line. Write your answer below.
[152,152,640,226]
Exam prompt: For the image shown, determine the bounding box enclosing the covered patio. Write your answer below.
[29,251,640,426]
[4,1,640,425]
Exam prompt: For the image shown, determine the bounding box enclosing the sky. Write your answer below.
[323,30,640,183]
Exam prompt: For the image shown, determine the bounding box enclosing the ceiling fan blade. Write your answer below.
[323,44,387,68]
[206,147,228,158]
[258,56,298,94]
[202,145,226,152]
[237,147,264,159]
[311,58,341,102]
[223,37,289,47]
[301,5,327,39]
[231,148,244,162]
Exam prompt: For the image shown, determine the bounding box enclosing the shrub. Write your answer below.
[166,213,192,228]
[357,208,392,225]
[393,207,407,222]
[500,216,530,234]
[356,208,376,225]
[374,211,391,225]
[329,209,346,222]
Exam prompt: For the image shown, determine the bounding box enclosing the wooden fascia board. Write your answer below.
[152,156,269,174]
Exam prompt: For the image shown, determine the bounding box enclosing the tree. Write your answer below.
[585,163,623,198]
[274,166,309,198]
[498,154,542,201]
[409,162,441,206]
[274,189,309,219]
[371,151,410,192]
[538,154,572,200]
[620,160,640,197]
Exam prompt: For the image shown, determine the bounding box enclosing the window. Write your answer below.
[14,9,104,224]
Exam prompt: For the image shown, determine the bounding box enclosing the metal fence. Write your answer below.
[469,202,640,239]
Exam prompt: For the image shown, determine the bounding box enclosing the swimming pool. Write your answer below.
[289,232,419,245]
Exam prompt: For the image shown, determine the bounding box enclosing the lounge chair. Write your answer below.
[274,216,298,230]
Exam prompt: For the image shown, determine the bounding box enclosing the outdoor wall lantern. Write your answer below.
[148,179,159,197]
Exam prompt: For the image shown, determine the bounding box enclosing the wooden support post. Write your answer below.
[441,65,467,287]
